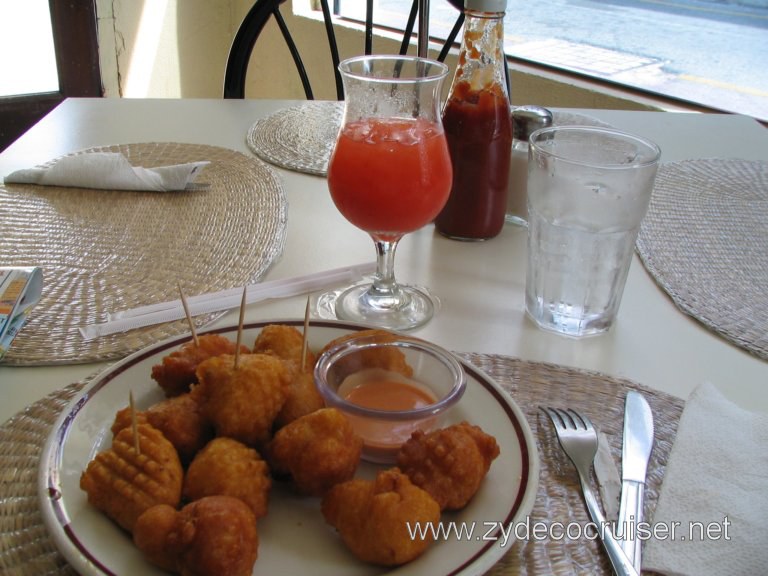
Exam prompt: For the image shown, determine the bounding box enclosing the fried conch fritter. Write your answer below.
[131,503,179,572]
[151,333,250,397]
[274,369,325,429]
[319,329,414,378]
[183,437,271,520]
[194,353,291,446]
[321,468,440,566]
[134,496,258,576]
[111,392,213,465]
[396,421,500,511]
[269,407,362,496]
[253,324,324,428]
[80,423,183,533]
[253,324,317,368]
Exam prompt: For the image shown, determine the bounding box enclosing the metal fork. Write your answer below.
[541,407,639,576]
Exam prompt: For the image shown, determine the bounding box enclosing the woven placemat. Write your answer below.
[0,142,287,366]
[244,104,611,178]
[637,159,768,361]
[551,110,613,128]
[0,353,682,575]
[246,101,343,176]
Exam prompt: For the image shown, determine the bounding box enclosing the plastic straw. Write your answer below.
[79,262,376,341]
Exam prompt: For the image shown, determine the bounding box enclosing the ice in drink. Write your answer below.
[328,117,452,241]
[525,209,638,336]
[524,126,660,337]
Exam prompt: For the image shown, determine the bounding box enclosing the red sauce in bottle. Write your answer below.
[436,80,512,240]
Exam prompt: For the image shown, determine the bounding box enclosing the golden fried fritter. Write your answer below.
[183,437,271,519]
[194,353,291,446]
[253,324,317,368]
[131,504,179,572]
[319,329,413,378]
[112,392,213,465]
[396,421,500,511]
[80,423,183,533]
[253,324,324,428]
[274,369,325,429]
[111,408,149,437]
[269,407,362,496]
[321,468,440,566]
[134,496,258,576]
[151,333,250,397]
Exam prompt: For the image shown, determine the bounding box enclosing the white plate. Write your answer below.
[39,319,539,576]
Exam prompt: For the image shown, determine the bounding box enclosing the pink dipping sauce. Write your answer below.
[337,369,438,461]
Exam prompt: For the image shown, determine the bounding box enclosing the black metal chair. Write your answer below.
[223,0,465,100]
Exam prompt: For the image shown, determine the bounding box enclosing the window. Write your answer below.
[0,0,102,152]
[336,0,768,122]
[0,1,59,97]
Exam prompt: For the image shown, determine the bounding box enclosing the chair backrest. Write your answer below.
[223,0,465,100]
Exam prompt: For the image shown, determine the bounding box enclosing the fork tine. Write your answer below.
[564,408,586,429]
[542,406,578,429]
[576,410,595,431]
[561,408,580,429]
[540,406,564,428]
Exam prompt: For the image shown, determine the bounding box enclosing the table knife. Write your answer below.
[618,391,654,572]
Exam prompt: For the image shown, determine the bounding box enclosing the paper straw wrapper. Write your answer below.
[79,262,376,340]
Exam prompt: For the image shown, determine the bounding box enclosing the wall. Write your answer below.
[96,0,246,98]
[94,0,676,112]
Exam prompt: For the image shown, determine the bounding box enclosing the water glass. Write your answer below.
[525,126,661,337]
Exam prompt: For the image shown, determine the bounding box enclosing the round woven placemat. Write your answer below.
[244,104,611,178]
[246,101,343,176]
[551,110,613,128]
[0,353,682,575]
[0,142,287,365]
[637,158,768,361]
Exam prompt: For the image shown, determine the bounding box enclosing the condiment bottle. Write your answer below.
[506,105,553,226]
[435,0,512,241]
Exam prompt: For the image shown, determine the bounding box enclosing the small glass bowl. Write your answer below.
[314,332,466,463]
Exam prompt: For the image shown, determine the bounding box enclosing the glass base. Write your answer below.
[525,297,613,338]
[316,281,438,331]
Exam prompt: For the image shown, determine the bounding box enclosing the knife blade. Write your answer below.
[618,391,654,572]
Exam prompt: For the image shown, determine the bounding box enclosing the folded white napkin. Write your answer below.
[4,152,209,191]
[644,382,768,575]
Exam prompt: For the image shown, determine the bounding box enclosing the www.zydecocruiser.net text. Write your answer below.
[407,516,732,548]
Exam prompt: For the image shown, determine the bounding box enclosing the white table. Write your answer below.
[1,98,766,424]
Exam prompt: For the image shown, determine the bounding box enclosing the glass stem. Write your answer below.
[369,238,403,305]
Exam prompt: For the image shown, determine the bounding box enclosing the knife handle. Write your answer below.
[618,480,645,572]
[580,477,639,576]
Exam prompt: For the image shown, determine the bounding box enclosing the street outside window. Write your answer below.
[335,0,768,121]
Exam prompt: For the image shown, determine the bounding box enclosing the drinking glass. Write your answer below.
[318,55,452,330]
[525,125,661,337]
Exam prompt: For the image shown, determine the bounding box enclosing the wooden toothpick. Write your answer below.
[177,283,199,347]
[129,391,141,456]
[234,285,247,370]
[301,294,311,372]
